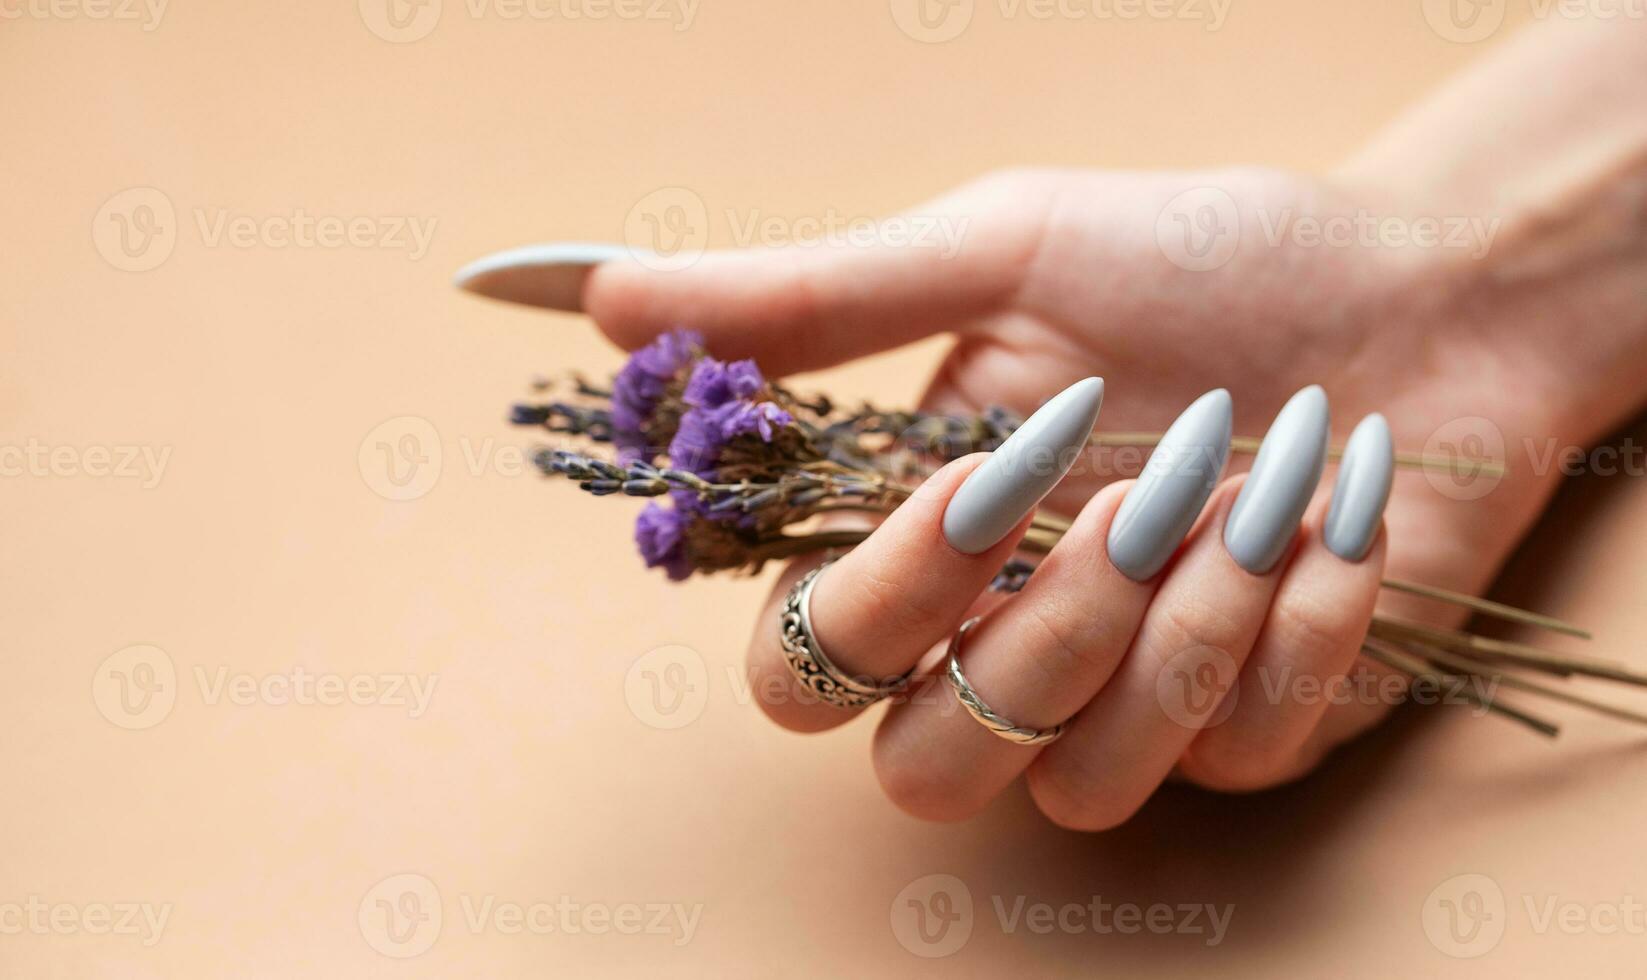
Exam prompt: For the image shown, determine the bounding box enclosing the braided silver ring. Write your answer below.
[946,616,1067,746]
[779,558,911,709]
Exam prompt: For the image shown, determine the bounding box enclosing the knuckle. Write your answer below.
[874,748,975,824]
[1268,585,1364,664]
[1017,598,1104,683]
[840,564,945,651]
[1180,738,1299,793]
[750,663,854,733]
[1025,762,1141,833]
[1146,595,1245,673]
[1181,754,1296,794]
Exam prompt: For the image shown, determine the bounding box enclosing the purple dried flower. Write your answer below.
[634,502,693,580]
[611,329,702,462]
[715,400,792,442]
[668,358,793,477]
[667,407,726,478]
[683,358,766,409]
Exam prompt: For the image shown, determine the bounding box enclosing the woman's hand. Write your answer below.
[457,21,1647,825]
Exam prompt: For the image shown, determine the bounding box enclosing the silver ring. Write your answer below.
[779,559,911,709]
[946,616,1067,746]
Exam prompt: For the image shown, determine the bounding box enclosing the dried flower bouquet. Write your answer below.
[512,331,1647,736]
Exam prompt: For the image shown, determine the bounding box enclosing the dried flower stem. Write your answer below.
[1017,515,1586,639]
[1380,578,1592,639]
[1409,642,1647,729]
[1368,616,1647,686]
[1361,640,1561,737]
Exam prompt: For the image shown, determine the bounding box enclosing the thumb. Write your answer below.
[455,175,1045,376]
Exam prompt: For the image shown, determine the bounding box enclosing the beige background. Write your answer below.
[4,1,1646,976]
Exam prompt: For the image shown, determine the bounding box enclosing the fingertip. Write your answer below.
[454,242,631,312]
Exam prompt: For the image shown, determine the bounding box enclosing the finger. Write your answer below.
[1028,386,1330,830]
[870,390,1234,821]
[748,378,1104,732]
[455,174,1051,376]
[1180,413,1393,790]
[872,481,1145,819]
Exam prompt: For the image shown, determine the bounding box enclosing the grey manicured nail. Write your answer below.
[454,242,633,312]
[1224,385,1330,574]
[942,378,1105,555]
[1107,389,1233,581]
[1324,413,1394,561]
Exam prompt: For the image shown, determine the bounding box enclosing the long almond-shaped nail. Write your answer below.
[1224,385,1329,574]
[1107,389,1233,581]
[1324,413,1394,561]
[942,378,1105,554]
[454,242,632,311]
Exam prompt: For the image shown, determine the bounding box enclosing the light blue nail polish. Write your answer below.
[1223,385,1330,574]
[454,242,634,311]
[942,378,1105,554]
[1324,413,1394,561]
[1107,389,1233,581]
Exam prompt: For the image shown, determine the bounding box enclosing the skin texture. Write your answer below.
[462,20,1647,826]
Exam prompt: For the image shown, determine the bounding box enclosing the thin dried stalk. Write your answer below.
[1370,616,1647,686]
[1411,642,1647,729]
[1020,518,1587,639]
[1361,640,1560,737]
[1380,578,1592,639]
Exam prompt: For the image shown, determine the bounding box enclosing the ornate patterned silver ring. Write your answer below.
[946,616,1067,746]
[779,559,911,709]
